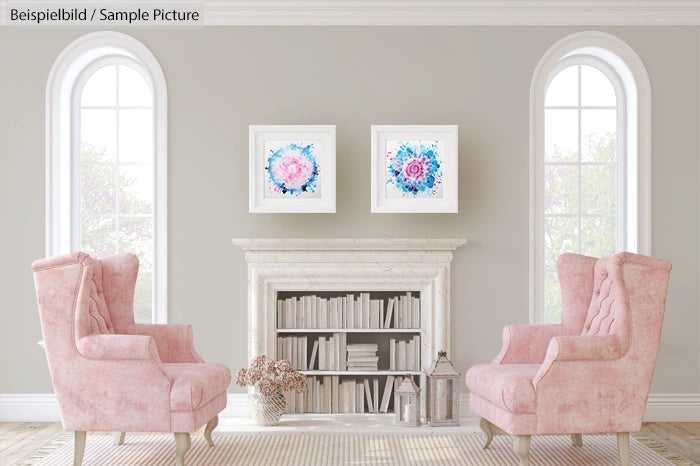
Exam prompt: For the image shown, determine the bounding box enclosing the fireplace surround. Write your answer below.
[233,239,466,369]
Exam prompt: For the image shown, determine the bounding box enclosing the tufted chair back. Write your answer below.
[75,254,115,338]
[581,254,631,338]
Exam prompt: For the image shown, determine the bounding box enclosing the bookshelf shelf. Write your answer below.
[277,329,421,334]
[300,370,422,376]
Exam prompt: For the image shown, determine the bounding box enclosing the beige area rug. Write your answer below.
[27,431,681,466]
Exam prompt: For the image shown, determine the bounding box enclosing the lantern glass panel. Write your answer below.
[435,378,454,420]
[436,379,454,420]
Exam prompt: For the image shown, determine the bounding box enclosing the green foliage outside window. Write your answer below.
[80,143,153,323]
[544,133,617,324]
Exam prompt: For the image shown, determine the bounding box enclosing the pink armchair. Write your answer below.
[32,252,231,466]
[465,252,671,466]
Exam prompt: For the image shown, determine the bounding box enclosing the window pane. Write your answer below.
[119,165,153,214]
[118,65,152,107]
[133,271,153,324]
[81,65,116,107]
[80,151,115,216]
[81,216,117,257]
[544,216,579,269]
[545,65,578,107]
[118,217,153,269]
[545,109,578,162]
[119,109,153,164]
[581,65,616,107]
[581,216,616,258]
[581,165,616,215]
[544,270,563,324]
[81,109,116,161]
[581,109,616,162]
[545,165,579,214]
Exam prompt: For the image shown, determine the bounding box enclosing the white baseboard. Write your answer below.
[644,394,700,422]
[2,392,699,423]
[0,394,62,422]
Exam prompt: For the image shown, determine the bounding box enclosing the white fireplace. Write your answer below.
[232,239,466,371]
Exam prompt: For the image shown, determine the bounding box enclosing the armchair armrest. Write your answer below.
[533,334,627,386]
[544,334,626,362]
[76,334,160,361]
[493,324,563,364]
[131,324,205,363]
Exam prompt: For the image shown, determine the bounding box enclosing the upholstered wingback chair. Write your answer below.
[32,252,231,466]
[465,252,671,466]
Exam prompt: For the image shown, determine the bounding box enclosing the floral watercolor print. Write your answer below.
[264,141,322,198]
[385,140,444,199]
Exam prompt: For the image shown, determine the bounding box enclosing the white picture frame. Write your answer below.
[249,125,336,213]
[371,125,458,213]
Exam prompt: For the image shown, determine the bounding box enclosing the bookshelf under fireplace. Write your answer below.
[232,238,467,422]
[276,290,422,415]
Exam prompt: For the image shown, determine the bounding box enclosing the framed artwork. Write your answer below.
[371,125,458,213]
[249,125,336,213]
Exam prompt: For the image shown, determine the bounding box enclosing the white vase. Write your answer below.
[251,389,287,426]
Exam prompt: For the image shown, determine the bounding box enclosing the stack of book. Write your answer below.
[346,343,379,371]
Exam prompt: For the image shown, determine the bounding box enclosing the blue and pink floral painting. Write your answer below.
[264,141,322,199]
[385,140,444,199]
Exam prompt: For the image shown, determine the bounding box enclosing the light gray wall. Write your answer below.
[1,26,697,395]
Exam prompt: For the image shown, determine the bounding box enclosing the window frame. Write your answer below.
[530,31,652,324]
[46,31,168,324]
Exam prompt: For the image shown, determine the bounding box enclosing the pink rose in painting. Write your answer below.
[266,143,319,195]
[403,158,425,181]
[274,153,313,189]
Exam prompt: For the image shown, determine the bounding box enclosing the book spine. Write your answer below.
[347,294,355,328]
[373,378,379,414]
[332,376,339,414]
[319,336,326,371]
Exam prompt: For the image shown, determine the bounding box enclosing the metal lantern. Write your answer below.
[394,374,421,427]
[425,350,460,426]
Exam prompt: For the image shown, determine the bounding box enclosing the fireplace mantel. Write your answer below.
[232,238,467,366]
[233,238,467,251]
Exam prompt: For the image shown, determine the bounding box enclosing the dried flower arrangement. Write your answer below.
[235,354,308,397]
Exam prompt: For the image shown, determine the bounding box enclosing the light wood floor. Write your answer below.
[0,422,698,465]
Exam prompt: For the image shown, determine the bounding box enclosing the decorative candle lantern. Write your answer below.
[425,350,460,426]
[394,374,421,427]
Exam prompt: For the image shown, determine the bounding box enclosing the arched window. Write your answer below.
[531,32,651,324]
[47,32,167,323]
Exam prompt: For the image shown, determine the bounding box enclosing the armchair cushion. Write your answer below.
[465,364,539,414]
[164,363,232,412]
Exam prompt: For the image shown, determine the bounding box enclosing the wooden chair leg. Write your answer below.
[174,432,191,466]
[479,417,495,449]
[617,432,630,466]
[513,435,531,466]
[571,433,583,447]
[114,432,126,446]
[73,431,86,466]
[204,415,219,447]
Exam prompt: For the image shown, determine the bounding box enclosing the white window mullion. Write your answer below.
[577,64,583,255]
[114,64,121,254]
